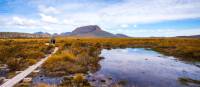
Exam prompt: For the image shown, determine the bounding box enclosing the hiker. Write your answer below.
[50,37,56,44]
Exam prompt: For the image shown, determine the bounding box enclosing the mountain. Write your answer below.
[0,25,130,38]
[0,32,50,38]
[70,25,119,37]
[177,35,200,38]
[52,33,59,36]
[60,32,71,36]
[115,34,129,37]
[33,32,50,35]
[33,32,51,37]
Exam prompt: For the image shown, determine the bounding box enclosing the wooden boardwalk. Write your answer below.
[0,47,58,87]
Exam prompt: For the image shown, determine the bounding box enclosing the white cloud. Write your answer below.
[63,19,77,26]
[13,17,23,25]
[98,0,200,25]
[120,24,129,28]
[38,5,60,14]
[12,16,38,26]
[39,13,58,23]
[37,0,199,30]
[1,0,200,36]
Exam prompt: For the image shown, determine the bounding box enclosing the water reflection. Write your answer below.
[94,48,200,87]
[32,75,63,85]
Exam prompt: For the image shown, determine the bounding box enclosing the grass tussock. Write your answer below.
[55,37,200,62]
[43,40,102,76]
[0,39,54,71]
[1,37,200,86]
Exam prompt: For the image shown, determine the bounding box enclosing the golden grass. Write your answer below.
[56,37,200,61]
[0,38,54,71]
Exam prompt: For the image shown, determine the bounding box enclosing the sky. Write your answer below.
[0,0,200,37]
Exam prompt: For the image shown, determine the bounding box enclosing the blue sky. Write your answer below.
[0,0,200,37]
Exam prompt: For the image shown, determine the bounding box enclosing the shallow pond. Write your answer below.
[32,75,63,85]
[91,48,200,87]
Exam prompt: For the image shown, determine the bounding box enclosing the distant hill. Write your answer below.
[0,25,130,38]
[177,35,200,38]
[70,25,116,37]
[33,32,50,35]
[115,34,129,37]
[60,25,129,37]
[0,32,50,38]
[60,32,71,36]
[52,33,59,36]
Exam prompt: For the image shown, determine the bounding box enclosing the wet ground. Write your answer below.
[90,48,200,87]
[31,48,200,87]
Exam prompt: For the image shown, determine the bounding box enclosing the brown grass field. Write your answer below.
[1,37,200,86]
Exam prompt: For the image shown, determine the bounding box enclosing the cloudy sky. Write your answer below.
[0,0,200,37]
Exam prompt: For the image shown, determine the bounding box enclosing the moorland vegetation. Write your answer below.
[0,39,54,72]
[1,37,200,86]
[41,37,200,86]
